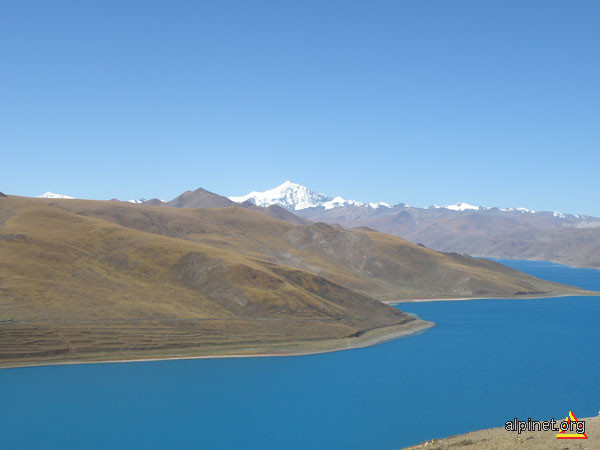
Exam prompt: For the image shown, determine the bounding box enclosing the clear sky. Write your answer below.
[1,1,599,215]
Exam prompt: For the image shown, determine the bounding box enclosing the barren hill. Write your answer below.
[228,181,600,269]
[297,204,600,269]
[0,196,591,367]
[161,187,309,225]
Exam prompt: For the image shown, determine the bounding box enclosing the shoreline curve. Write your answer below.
[0,319,434,371]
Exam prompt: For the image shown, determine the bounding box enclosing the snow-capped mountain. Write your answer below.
[441,202,481,211]
[429,204,536,214]
[229,181,589,219]
[38,192,74,199]
[229,181,392,211]
[229,181,330,210]
[500,207,535,214]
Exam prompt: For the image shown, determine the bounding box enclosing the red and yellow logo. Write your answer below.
[556,411,588,440]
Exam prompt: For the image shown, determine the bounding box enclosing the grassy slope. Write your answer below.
[0,197,420,367]
[51,198,589,300]
[0,196,591,367]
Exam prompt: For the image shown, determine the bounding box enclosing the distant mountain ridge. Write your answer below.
[228,181,600,269]
[229,181,392,211]
[32,183,600,268]
[123,186,310,225]
[38,192,74,199]
[228,181,592,219]
[165,187,234,208]
[37,182,593,220]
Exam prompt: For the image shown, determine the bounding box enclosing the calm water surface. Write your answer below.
[1,260,598,449]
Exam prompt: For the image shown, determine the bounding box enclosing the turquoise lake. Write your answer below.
[1,259,598,449]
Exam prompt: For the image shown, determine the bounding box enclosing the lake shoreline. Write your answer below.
[4,291,595,371]
[384,293,596,304]
[3,260,597,450]
[0,318,434,371]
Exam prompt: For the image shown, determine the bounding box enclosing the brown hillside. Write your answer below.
[0,196,422,367]
[49,198,589,301]
[0,196,591,367]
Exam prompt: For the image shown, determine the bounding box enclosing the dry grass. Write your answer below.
[402,414,600,449]
[0,196,591,367]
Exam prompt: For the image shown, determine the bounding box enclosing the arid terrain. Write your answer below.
[220,180,600,270]
[0,195,593,368]
[297,202,600,270]
[403,414,599,449]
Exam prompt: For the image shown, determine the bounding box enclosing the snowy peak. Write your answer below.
[443,203,538,214]
[229,181,331,210]
[500,207,535,214]
[38,192,74,199]
[369,201,392,209]
[427,202,481,211]
[229,181,392,211]
[229,181,590,220]
[322,196,365,210]
[443,202,480,211]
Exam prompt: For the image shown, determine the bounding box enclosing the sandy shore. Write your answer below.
[402,413,600,449]
[384,293,593,304]
[0,318,434,370]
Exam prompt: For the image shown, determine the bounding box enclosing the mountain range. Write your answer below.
[36,181,600,269]
[1,192,590,367]
[227,181,600,269]
[229,180,392,210]
[227,181,589,218]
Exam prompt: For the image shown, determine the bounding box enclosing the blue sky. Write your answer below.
[1,1,599,214]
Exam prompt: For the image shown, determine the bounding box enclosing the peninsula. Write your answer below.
[0,194,592,368]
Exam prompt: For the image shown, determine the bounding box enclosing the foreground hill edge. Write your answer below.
[401,414,600,449]
[0,320,434,370]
